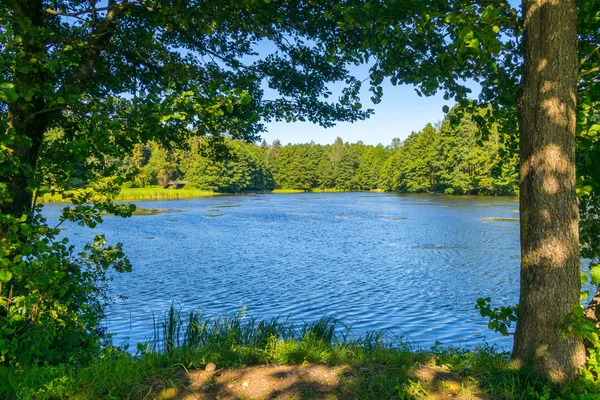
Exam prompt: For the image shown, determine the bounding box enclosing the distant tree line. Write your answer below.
[127,107,519,196]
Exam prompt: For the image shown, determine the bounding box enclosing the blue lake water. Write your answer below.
[45,192,521,350]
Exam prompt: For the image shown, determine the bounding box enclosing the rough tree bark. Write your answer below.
[512,0,586,382]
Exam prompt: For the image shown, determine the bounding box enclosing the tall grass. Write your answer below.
[149,304,358,363]
[38,187,389,203]
[37,187,219,203]
[117,188,218,200]
[2,306,599,399]
[271,188,306,193]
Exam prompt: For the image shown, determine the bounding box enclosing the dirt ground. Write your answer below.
[154,363,488,400]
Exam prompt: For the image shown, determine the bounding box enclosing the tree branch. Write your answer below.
[44,3,155,18]
[579,66,600,79]
[581,45,600,66]
[28,106,68,119]
[43,6,111,17]
[64,1,144,92]
[177,30,250,70]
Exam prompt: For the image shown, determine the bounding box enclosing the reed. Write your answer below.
[116,188,218,200]
[271,188,306,194]
[37,187,219,203]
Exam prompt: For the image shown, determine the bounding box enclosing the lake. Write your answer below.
[46,192,521,350]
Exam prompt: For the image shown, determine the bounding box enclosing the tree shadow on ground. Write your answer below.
[150,363,491,400]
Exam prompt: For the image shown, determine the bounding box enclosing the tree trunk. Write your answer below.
[1,118,49,218]
[1,138,38,218]
[2,0,49,219]
[512,0,585,382]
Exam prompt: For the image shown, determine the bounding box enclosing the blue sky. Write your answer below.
[261,80,450,147]
[252,37,455,147]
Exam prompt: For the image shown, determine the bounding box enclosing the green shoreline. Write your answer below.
[37,187,221,203]
[37,187,384,203]
[38,187,518,204]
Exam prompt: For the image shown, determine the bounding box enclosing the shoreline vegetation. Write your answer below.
[1,306,594,399]
[38,186,518,204]
[37,187,220,203]
[103,109,519,199]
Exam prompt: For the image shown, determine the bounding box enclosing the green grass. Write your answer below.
[37,187,219,203]
[38,187,390,203]
[2,306,599,399]
[117,188,218,200]
[37,192,70,203]
[271,188,307,193]
[313,187,348,192]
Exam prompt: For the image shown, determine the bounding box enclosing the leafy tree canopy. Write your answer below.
[1,0,373,213]
[0,0,372,365]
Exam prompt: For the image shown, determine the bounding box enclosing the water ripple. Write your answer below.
[44,193,521,350]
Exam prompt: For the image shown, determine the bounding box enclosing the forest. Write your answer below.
[130,106,519,196]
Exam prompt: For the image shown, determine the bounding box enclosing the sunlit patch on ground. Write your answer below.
[414,365,486,400]
[157,364,346,400]
[153,363,490,400]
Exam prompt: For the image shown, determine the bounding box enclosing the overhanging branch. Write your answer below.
[64,0,146,91]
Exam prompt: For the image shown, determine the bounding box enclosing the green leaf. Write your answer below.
[582,271,589,284]
[466,38,480,49]
[0,269,12,283]
[581,290,590,301]
[442,105,449,113]
[591,265,600,284]
[0,83,18,103]
[240,93,252,105]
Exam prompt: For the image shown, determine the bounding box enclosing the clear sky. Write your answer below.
[261,81,450,147]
